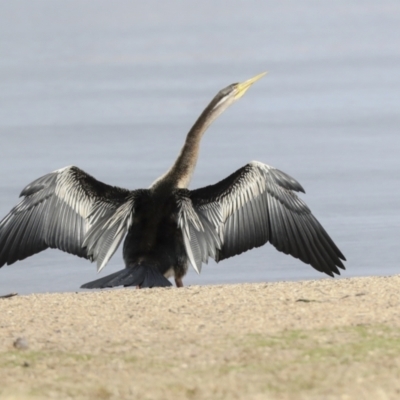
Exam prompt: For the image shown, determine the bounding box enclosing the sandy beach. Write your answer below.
[1,275,400,399]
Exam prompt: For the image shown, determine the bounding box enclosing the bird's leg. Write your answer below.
[175,277,184,288]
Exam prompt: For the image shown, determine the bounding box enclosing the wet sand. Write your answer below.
[1,276,400,399]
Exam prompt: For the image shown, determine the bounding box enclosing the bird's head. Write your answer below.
[208,71,268,115]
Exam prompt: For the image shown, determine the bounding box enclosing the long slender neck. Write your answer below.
[152,101,223,190]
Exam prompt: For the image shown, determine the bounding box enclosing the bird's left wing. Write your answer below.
[0,166,135,272]
[179,161,345,276]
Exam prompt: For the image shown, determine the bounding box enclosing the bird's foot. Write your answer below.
[175,277,184,287]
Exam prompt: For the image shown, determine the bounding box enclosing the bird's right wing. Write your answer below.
[183,161,345,277]
[0,166,133,271]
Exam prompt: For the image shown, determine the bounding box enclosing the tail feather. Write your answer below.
[81,265,172,289]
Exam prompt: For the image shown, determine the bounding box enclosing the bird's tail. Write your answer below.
[80,264,172,289]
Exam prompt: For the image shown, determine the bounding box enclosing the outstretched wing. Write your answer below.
[180,161,345,277]
[0,166,132,270]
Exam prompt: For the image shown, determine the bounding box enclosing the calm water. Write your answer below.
[0,1,399,294]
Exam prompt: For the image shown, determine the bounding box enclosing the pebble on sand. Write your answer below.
[13,337,29,350]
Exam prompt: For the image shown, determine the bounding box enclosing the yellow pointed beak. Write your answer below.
[235,71,268,100]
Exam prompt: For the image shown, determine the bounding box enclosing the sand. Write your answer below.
[1,275,400,400]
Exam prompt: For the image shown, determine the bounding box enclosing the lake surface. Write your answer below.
[0,1,399,294]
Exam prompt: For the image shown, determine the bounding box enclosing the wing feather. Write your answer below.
[0,166,132,269]
[185,161,345,276]
[176,193,222,273]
